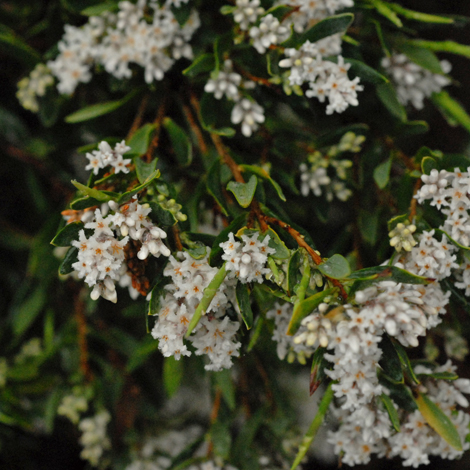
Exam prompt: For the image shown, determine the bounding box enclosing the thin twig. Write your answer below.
[126,93,150,140]
[182,102,208,154]
[74,289,93,383]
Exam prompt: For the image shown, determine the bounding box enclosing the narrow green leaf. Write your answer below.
[373,157,392,189]
[369,0,403,27]
[214,369,236,410]
[51,222,84,247]
[393,340,420,385]
[310,347,328,395]
[163,356,184,398]
[376,82,407,121]
[185,264,227,337]
[287,249,303,296]
[416,370,458,381]
[207,160,229,216]
[148,277,169,316]
[220,5,236,15]
[288,288,337,335]
[432,91,470,133]
[348,265,431,284]
[148,202,177,226]
[81,3,118,16]
[385,3,453,24]
[380,393,401,432]
[71,180,118,202]
[435,228,470,252]
[264,5,295,21]
[409,40,470,60]
[183,240,207,260]
[163,117,192,166]
[128,123,156,157]
[300,13,354,44]
[0,26,40,66]
[227,175,257,208]
[12,286,46,337]
[379,334,404,383]
[210,421,232,460]
[379,373,417,412]
[127,339,159,372]
[344,58,389,84]
[416,393,462,451]
[183,53,216,77]
[398,43,444,74]
[247,315,264,352]
[59,246,79,275]
[290,382,334,470]
[70,196,101,210]
[317,254,351,279]
[236,283,253,329]
[65,89,138,123]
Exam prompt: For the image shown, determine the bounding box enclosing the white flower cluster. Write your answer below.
[85,140,132,175]
[232,0,265,30]
[416,168,470,247]
[283,0,355,34]
[389,222,417,252]
[443,328,469,361]
[58,393,88,424]
[249,14,289,54]
[299,132,364,201]
[72,197,169,302]
[151,251,241,370]
[280,41,363,114]
[382,53,451,110]
[204,60,265,137]
[45,0,199,95]
[16,64,54,112]
[266,302,313,364]
[220,232,275,283]
[78,410,111,467]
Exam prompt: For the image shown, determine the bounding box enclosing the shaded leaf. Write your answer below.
[207,160,230,216]
[317,254,351,279]
[376,82,407,121]
[128,123,156,157]
[380,393,401,432]
[432,91,470,133]
[59,246,79,275]
[214,369,236,410]
[163,356,183,398]
[239,164,286,201]
[163,118,192,166]
[227,175,257,208]
[379,334,404,383]
[236,282,254,329]
[183,53,216,77]
[373,157,392,189]
[117,170,160,204]
[51,222,84,247]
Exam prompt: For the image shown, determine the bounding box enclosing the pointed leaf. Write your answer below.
[377,82,407,121]
[432,91,470,133]
[59,246,79,275]
[227,175,257,208]
[51,222,84,247]
[214,369,236,410]
[71,180,118,202]
[128,123,156,157]
[416,393,462,451]
[236,283,253,329]
[398,43,444,74]
[409,40,470,60]
[310,347,328,395]
[344,58,389,84]
[287,249,303,296]
[380,393,401,432]
[117,170,160,204]
[373,157,392,189]
[379,334,404,383]
[70,196,101,210]
[163,356,183,398]
[183,53,216,77]
[207,160,229,216]
[239,164,286,201]
[163,117,192,166]
[393,340,420,385]
[134,156,158,185]
[369,0,403,27]
[386,3,453,24]
[317,254,351,279]
[148,201,177,227]
[300,13,354,44]
[421,156,438,175]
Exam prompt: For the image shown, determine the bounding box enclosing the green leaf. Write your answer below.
[239,164,286,202]
[290,382,334,470]
[287,288,337,335]
[385,3,453,24]
[398,43,444,74]
[287,249,303,296]
[0,25,40,66]
[227,175,257,208]
[183,53,216,77]
[349,265,431,284]
[376,83,407,121]
[435,228,470,252]
[163,356,183,398]
[163,117,192,166]
[214,369,236,410]
[344,58,389,84]
[369,0,403,27]
[70,196,101,210]
[12,286,46,337]
[209,213,248,266]
[127,338,159,372]
[236,282,254,329]
[128,123,156,157]
[387,214,410,232]
[148,276,169,316]
[59,246,79,275]
[207,160,229,216]
[264,4,295,21]
[65,89,138,123]
[379,373,417,412]
[380,393,401,432]
[148,202,177,227]
[409,40,470,60]
[416,370,458,381]
[415,393,462,451]
[171,1,192,25]
[183,240,207,260]
[395,120,429,136]
[393,340,420,385]
[51,222,84,247]
[220,5,236,15]
[373,157,392,189]
[81,2,118,16]
[117,170,160,204]
[185,264,227,337]
[379,334,404,383]
[310,347,328,395]
[317,254,351,279]
[72,180,119,202]
[210,421,232,460]
[421,156,438,175]
[134,157,158,185]
[432,91,470,133]
[300,13,354,45]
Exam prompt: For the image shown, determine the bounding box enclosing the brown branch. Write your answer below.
[74,290,93,383]
[263,215,347,300]
[172,225,183,251]
[143,95,168,163]
[206,388,223,457]
[409,177,422,221]
[126,93,150,140]
[182,102,208,154]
